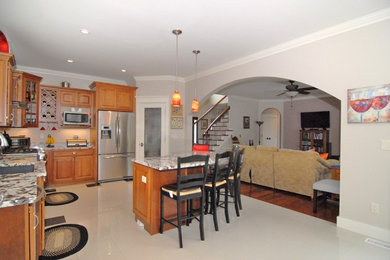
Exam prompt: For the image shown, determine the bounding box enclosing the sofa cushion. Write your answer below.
[238,145,256,183]
[256,146,279,152]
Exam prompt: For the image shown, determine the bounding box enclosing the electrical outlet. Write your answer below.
[141,176,147,183]
[371,202,380,214]
[39,133,44,139]
[381,140,390,151]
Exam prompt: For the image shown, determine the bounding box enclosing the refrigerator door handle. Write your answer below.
[117,117,121,150]
[103,154,134,159]
[115,117,120,150]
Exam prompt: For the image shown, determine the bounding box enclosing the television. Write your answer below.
[300,111,330,129]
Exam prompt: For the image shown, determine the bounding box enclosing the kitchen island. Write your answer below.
[132,152,212,235]
[0,155,47,260]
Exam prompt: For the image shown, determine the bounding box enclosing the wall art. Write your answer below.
[347,84,390,123]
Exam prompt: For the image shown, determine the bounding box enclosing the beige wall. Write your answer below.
[184,19,390,241]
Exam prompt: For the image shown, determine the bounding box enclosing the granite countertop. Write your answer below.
[32,142,95,151]
[0,155,46,209]
[133,151,215,171]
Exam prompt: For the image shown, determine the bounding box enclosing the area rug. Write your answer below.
[39,224,88,260]
[45,192,79,206]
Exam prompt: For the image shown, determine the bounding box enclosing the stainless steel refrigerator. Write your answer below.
[98,111,135,182]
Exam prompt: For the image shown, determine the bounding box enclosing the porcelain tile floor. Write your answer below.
[45,181,390,260]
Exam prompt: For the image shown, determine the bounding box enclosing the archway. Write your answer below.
[260,108,281,148]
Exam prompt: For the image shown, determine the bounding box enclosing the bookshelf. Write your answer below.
[299,129,329,153]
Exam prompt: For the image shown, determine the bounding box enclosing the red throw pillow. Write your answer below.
[319,153,328,160]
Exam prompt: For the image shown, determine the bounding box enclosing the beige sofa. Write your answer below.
[238,145,338,198]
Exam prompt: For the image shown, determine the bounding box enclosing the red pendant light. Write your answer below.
[191,50,200,112]
[191,98,199,111]
[0,31,10,53]
[172,90,181,107]
[171,29,182,107]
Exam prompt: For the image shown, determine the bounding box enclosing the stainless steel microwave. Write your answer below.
[63,111,91,126]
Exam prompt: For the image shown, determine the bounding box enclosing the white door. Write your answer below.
[136,96,169,160]
[261,108,281,148]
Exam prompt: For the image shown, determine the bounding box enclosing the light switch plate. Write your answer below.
[381,140,390,151]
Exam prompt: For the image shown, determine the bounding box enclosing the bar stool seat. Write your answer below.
[313,179,340,213]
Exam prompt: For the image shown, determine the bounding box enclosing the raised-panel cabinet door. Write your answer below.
[60,91,76,106]
[116,87,133,111]
[53,156,74,182]
[77,92,92,107]
[97,86,116,110]
[74,155,94,180]
[133,163,151,222]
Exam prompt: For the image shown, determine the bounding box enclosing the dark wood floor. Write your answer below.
[240,182,339,223]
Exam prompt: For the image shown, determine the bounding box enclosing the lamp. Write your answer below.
[191,50,200,112]
[256,121,264,145]
[171,29,182,107]
[286,91,299,97]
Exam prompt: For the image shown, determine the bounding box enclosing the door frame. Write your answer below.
[135,96,169,160]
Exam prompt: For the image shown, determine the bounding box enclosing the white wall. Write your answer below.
[228,95,259,145]
[184,19,390,242]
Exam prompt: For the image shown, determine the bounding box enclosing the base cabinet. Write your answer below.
[47,149,96,185]
[0,180,45,260]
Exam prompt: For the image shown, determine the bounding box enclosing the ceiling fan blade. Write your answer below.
[298,87,317,91]
[298,90,310,95]
[276,90,288,96]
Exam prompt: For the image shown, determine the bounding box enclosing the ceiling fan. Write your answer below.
[276,80,317,97]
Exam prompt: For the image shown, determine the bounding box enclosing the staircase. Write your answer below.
[205,113,232,151]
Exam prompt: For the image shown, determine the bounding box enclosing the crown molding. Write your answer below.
[16,65,127,85]
[185,8,390,82]
[134,75,185,83]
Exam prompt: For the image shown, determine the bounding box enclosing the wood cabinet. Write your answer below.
[0,181,45,260]
[0,53,15,126]
[299,129,329,153]
[90,81,136,112]
[12,71,42,127]
[40,85,94,128]
[46,148,96,185]
[60,89,92,107]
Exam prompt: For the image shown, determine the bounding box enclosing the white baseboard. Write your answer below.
[337,216,390,243]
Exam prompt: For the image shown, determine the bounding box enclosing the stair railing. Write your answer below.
[203,106,230,137]
[193,95,227,126]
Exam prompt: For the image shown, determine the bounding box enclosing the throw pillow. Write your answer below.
[319,153,329,160]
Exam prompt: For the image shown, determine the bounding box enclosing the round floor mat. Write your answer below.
[39,224,88,260]
[45,192,79,206]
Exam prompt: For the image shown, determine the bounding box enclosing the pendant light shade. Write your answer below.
[191,50,200,112]
[171,29,182,107]
[191,98,199,112]
[172,90,181,106]
[0,31,10,53]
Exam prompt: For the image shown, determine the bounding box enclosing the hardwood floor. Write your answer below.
[240,182,339,223]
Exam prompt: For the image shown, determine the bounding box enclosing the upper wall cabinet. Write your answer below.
[90,81,137,112]
[12,71,42,127]
[60,89,92,108]
[0,53,15,126]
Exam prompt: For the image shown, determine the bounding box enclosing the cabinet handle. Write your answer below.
[72,152,76,155]
[34,214,39,230]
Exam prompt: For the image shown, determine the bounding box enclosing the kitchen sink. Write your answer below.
[0,164,35,175]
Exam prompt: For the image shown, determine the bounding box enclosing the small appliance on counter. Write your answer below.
[10,136,30,149]
[66,139,88,147]
[46,134,55,147]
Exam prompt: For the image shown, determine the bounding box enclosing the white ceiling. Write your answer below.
[0,0,389,99]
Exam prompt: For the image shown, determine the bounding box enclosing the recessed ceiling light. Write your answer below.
[80,29,89,34]
[121,69,127,72]
[66,59,74,63]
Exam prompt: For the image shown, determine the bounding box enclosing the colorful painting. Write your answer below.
[347,84,390,123]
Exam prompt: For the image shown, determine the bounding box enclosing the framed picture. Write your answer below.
[200,119,208,129]
[243,116,250,129]
[347,84,390,123]
[171,105,183,116]
[171,116,183,129]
